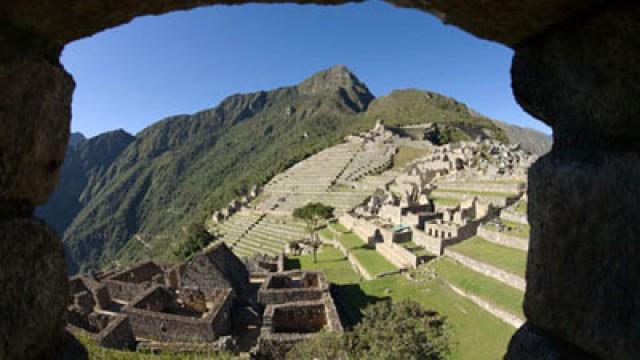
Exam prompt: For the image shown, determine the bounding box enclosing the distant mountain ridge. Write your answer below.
[39,66,550,273]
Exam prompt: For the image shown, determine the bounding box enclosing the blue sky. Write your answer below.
[62,1,549,138]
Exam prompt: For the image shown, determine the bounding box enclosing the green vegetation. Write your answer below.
[330,222,350,233]
[430,197,461,207]
[290,252,516,360]
[173,223,216,261]
[288,300,449,360]
[399,241,434,257]
[432,189,518,197]
[431,258,524,318]
[392,146,431,169]
[500,219,531,239]
[42,66,529,273]
[293,202,335,263]
[513,200,527,214]
[77,333,232,360]
[331,231,397,275]
[289,245,361,284]
[448,237,527,277]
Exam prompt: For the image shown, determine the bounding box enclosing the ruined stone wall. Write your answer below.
[500,209,528,225]
[445,249,525,291]
[412,228,444,255]
[375,242,418,268]
[104,279,153,302]
[124,286,233,343]
[477,226,528,251]
[258,272,328,305]
[94,314,136,350]
[444,280,524,328]
[436,181,524,194]
[108,261,164,283]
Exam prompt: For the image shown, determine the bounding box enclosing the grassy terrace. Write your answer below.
[448,236,527,278]
[392,145,431,169]
[430,196,461,207]
[399,241,433,257]
[320,227,397,276]
[329,222,349,233]
[512,200,527,214]
[291,251,516,360]
[77,333,233,360]
[288,245,362,284]
[500,219,531,239]
[431,258,524,319]
[432,188,518,197]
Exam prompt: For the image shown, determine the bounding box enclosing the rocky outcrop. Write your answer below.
[506,3,640,359]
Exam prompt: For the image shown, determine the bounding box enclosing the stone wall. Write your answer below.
[259,295,343,360]
[412,228,445,255]
[436,181,524,194]
[444,280,524,329]
[375,242,418,269]
[0,1,634,358]
[445,249,525,291]
[123,286,233,343]
[258,272,329,305]
[95,314,136,350]
[477,226,528,251]
[500,209,528,225]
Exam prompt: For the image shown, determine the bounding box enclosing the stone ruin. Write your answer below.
[65,243,342,357]
[211,185,263,224]
[2,1,638,359]
[256,271,342,359]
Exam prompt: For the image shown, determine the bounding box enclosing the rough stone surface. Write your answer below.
[0,1,610,49]
[0,218,70,359]
[505,323,598,360]
[512,3,640,149]
[389,0,606,47]
[525,152,640,359]
[0,50,74,204]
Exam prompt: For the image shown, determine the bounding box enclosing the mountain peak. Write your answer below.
[298,65,374,112]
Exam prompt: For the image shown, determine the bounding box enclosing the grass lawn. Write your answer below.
[432,189,517,198]
[449,237,527,278]
[319,230,397,276]
[500,219,530,239]
[392,146,431,169]
[350,247,397,275]
[329,222,349,233]
[399,241,434,257]
[431,258,524,318]
[288,245,361,284]
[290,251,516,360]
[513,200,527,214]
[76,333,233,360]
[431,197,461,207]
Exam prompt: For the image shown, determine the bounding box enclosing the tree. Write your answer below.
[173,223,216,260]
[286,300,449,360]
[292,202,334,263]
[351,300,449,360]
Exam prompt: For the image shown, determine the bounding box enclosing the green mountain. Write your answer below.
[40,66,549,273]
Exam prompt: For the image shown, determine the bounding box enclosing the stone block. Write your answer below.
[525,152,640,358]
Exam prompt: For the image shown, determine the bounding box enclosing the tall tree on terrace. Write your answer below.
[293,202,335,263]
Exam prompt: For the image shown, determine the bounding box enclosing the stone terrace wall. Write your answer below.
[478,226,529,251]
[412,228,445,255]
[445,249,525,291]
[124,286,233,343]
[258,272,329,305]
[500,209,528,225]
[444,281,524,329]
[436,181,524,194]
[375,242,417,269]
